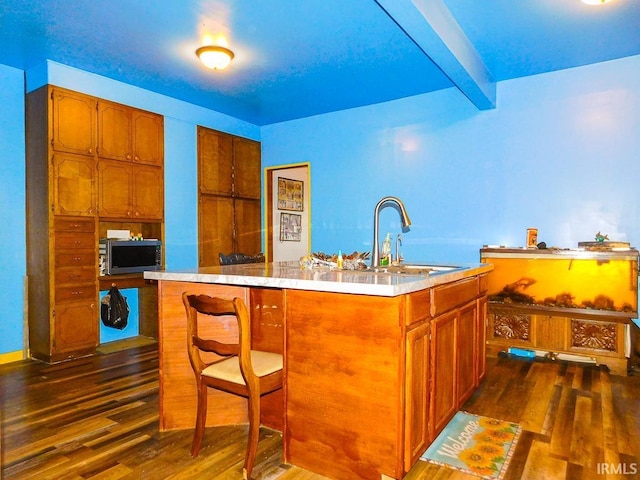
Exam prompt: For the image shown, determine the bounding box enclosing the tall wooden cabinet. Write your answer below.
[197,126,261,266]
[26,85,164,362]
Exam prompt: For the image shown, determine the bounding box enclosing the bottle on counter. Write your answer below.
[336,250,344,269]
[380,233,392,266]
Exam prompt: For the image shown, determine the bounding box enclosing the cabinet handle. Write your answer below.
[134,155,139,161]
[88,148,93,154]
[126,154,132,160]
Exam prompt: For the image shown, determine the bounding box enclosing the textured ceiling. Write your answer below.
[0,0,638,125]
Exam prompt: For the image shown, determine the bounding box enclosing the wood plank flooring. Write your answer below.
[1,340,638,479]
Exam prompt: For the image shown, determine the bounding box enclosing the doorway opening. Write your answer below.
[264,163,311,262]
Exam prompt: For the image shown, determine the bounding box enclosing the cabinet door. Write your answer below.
[132,164,164,219]
[132,110,164,166]
[98,160,133,218]
[199,195,234,266]
[457,301,477,407]
[51,88,97,156]
[233,137,261,199]
[404,321,430,470]
[198,128,233,195]
[97,101,132,162]
[53,301,98,354]
[430,310,457,440]
[52,154,96,216]
[235,198,262,255]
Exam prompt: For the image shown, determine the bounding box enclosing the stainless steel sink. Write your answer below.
[362,264,462,275]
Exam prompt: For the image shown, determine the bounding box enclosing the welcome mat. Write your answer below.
[420,411,521,479]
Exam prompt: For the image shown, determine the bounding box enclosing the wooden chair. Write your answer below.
[182,292,283,480]
[219,252,265,265]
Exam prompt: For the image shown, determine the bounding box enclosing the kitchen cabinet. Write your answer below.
[98,100,164,166]
[98,159,163,220]
[26,85,164,362]
[151,266,491,480]
[51,88,97,156]
[52,153,97,216]
[197,126,261,266]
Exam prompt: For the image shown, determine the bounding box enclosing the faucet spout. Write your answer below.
[371,196,412,268]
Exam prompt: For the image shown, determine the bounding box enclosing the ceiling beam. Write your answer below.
[375,0,496,110]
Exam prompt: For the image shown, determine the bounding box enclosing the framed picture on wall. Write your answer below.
[277,177,304,211]
[280,213,302,241]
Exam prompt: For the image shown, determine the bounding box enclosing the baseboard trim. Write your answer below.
[0,350,25,365]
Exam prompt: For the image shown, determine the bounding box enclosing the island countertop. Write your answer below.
[144,260,493,296]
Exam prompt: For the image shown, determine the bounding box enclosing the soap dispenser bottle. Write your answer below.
[380,233,392,266]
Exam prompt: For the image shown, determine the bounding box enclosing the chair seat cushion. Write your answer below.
[202,350,283,385]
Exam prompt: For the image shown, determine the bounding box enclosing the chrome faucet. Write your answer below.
[371,196,412,267]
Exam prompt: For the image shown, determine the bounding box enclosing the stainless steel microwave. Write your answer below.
[99,239,162,275]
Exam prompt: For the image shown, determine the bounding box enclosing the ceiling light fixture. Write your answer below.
[196,45,234,70]
[581,0,612,5]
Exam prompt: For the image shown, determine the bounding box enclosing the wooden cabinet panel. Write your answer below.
[55,231,95,250]
[98,160,133,218]
[54,216,94,232]
[457,301,477,407]
[234,198,261,256]
[404,321,430,470]
[132,164,164,219]
[98,160,163,220]
[430,310,457,440]
[53,302,98,354]
[51,88,96,155]
[98,101,131,162]
[233,137,261,199]
[199,195,234,266]
[197,127,262,266]
[132,110,164,166]
[476,297,487,384]
[198,128,233,195]
[55,266,96,285]
[52,154,96,216]
[98,101,164,166]
[534,314,567,351]
[431,277,478,317]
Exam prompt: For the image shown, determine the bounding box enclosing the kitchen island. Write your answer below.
[145,260,493,479]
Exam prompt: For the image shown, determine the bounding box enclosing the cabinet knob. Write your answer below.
[88,148,93,154]
[126,154,132,160]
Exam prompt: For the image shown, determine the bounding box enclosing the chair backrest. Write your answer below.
[219,252,265,266]
[182,293,256,384]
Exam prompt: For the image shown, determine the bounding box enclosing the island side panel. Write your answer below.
[157,280,249,430]
[284,290,405,480]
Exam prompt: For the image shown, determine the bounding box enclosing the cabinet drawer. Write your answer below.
[431,278,479,317]
[55,231,95,249]
[55,216,95,232]
[55,249,96,267]
[56,284,96,302]
[405,289,431,326]
[55,266,96,285]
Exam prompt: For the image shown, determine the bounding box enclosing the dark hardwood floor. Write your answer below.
[1,339,638,479]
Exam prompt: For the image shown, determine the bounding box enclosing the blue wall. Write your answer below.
[1,55,639,355]
[0,64,26,356]
[262,55,640,264]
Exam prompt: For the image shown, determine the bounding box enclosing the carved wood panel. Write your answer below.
[493,312,531,341]
[571,319,617,352]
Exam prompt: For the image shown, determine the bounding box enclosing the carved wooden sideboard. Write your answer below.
[480,247,639,376]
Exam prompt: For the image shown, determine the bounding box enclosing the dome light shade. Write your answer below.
[196,45,234,70]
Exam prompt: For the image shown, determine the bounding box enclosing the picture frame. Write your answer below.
[280,213,302,242]
[277,177,304,211]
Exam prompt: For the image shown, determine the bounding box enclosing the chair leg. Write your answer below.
[243,391,261,480]
[191,380,208,457]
